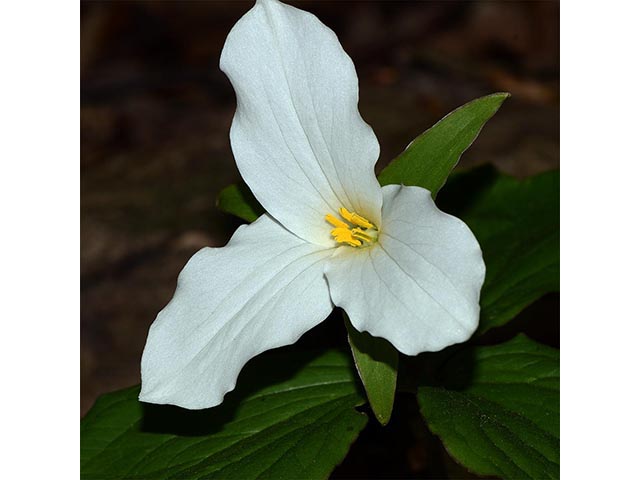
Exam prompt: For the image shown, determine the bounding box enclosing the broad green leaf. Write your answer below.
[439,167,560,333]
[377,93,509,196]
[418,335,559,479]
[216,183,263,223]
[81,350,366,480]
[344,314,397,426]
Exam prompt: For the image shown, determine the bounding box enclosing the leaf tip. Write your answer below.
[488,92,511,106]
[375,411,391,426]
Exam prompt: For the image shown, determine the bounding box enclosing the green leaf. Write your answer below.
[216,183,263,223]
[377,93,510,196]
[81,350,367,480]
[344,314,398,426]
[439,167,560,333]
[418,335,559,479]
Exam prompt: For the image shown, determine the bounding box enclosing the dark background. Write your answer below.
[81,0,559,476]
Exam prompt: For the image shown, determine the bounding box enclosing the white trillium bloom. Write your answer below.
[140,0,485,410]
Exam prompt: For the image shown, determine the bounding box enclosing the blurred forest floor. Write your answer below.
[81,0,559,422]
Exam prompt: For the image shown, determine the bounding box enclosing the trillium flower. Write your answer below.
[140,0,485,409]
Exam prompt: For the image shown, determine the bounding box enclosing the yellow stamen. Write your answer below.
[326,208,378,248]
[331,227,362,247]
[339,207,374,229]
[325,213,349,229]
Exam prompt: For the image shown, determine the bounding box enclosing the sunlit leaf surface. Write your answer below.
[378,93,509,196]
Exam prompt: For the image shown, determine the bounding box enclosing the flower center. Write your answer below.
[325,207,379,247]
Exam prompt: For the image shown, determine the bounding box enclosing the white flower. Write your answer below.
[140,0,485,409]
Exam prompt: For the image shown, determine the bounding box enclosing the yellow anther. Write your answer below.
[339,207,374,229]
[331,227,362,247]
[325,213,349,229]
[326,207,378,248]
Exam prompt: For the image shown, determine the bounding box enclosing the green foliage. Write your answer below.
[377,93,510,195]
[217,183,263,223]
[439,167,560,333]
[81,350,366,479]
[418,335,559,479]
[344,314,398,426]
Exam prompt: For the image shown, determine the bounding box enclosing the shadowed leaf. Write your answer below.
[81,350,367,479]
[418,335,559,479]
[345,314,398,426]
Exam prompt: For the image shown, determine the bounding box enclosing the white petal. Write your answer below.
[220,0,382,246]
[325,185,485,355]
[140,215,334,409]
